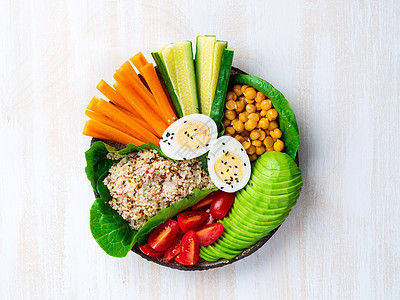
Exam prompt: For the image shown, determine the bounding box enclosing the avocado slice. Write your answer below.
[240,185,301,207]
[252,162,301,179]
[234,198,291,222]
[250,173,303,188]
[247,178,303,196]
[236,192,297,215]
[199,247,220,261]
[229,206,285,228]
[223,217,270,239]
[257,151,300,171]
[221,219,262,242]
[212,240,242,258]
[224,214,277,236]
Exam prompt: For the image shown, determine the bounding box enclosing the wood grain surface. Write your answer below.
[1,0,399,299]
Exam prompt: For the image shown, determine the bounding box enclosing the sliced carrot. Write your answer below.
[96,80,131,111]
[114,82,167,137]
[118,106,159,137]
[140,63,177,124]
[83,120,143,146]
[96,98,160,145]
[130,52,149,71]
[87,96,101,111]
[85,110,129,134]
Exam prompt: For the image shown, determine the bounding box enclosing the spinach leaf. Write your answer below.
[134,188,217,246]
[90,197,137,258]
[230,74,300,160]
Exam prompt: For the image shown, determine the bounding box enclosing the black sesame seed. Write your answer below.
[194,128,197,131]
[167,142,171,145]
[222,142,225,145]
[220,187,224,189]
[206,144,209,147]
[184,120,187,123]
[171,133,174,135]
[207,158,210,161]
[232,157,235,159]
[221,172,223,174]
[184,131,187,134]
[166,132,170,137]
[234,173,237,176]
[235,166,238,168]
[190,137,193,140]
[244,163,247,166]
[196,146,199,149]
[241,148,244,151]
[231,185,234,188]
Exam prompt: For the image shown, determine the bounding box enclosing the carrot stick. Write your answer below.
[83,120,143,145]
[130,52,149,71]
[96,79,132,111]
[96,98,160,145]
[85,110,129,134]
[87,96,101,111]
[118,106,159,137]
[114,69,166,123]
[140,63,177,124]
[114,82,167,137]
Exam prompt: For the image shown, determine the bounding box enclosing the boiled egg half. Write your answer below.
[160,114,218,160]
[207,136,251,193]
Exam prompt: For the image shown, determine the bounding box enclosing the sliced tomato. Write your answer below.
[179,230,199,265]
[196,223,224,246]
[139,245,164,257]
[177,211,209,232]
[210,191,235,219]
[164,234,183,262]
[191,193,216,210]
[203,209,215,226]
[148,220,179,251]
[174,254,187,265]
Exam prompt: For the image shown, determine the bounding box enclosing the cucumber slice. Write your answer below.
[196,35,216,116]
[210,41,228,106]
[151,50,183,118]
[162,44,180,99]
[172,41,200,115]
[209,49,234,132]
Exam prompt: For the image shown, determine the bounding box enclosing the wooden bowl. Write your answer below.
[90,66,298,270]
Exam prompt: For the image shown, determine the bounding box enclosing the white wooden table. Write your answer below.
[1,0,399,299]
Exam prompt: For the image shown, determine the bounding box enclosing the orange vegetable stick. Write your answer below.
[96,80,133,111]
[85,110,129,135]
[96,98,160,145]
[83,120,143,145]
[114,69,167,123]
[130,52,149,71]
[87,96,101,111]
[118,106,159,137]
[140,63,177,125]
[114,82,167,137]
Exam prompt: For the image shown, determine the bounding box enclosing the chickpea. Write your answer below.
[255,102,262,111]
[252,140,262,147]
[222,118,231,127]
[255,92,265,103]
[268,121,278,130]
[266,147,274,152]
[241,85,249,94]
[247,145,256,155]
[225,126,236,135]
[258,118,269,130]
[236,99,246,112]
[249,154,258,161]
[234,134,245,143]
[225,110,236,120]
[246,103,257,114]
[256,146,266,155]
[267,108,278,121]
[238,96,246,102]
[242,140,251,150]
[245,119,258,131]
[232,120,245,133]
[245,98,255,104]
[225,100,236,110]
[240,130,250,137]
[259,130,266,141]
[239,112,249,122]
[270,128,282,139]
[230,118,238,126]
[274,140,285,152]
[233,84,242,96]
[244,87,257,100]
[263,136,274,148]
[248,113,260,122]
[260,110,267,117]
[250,129,261,140]
[226,92,237,101]
[260,100,272,111]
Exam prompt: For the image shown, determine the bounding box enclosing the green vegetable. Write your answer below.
[196,35,216,115]
[133,188,216,246]
[229,74,300,160]
[210,41,228,106]
[209,49,234,133]
[151,49,183,118]
[90,197,137,258]
[85,141,214,257]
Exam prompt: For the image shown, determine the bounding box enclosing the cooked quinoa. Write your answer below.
[104,150,215,230]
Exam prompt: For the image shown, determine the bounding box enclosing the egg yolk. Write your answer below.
[176,121,210,150]
[214,151,243,186]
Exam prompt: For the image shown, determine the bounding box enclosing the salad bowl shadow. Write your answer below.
[89,67,299,271]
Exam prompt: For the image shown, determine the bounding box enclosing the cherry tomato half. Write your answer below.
[196,223,224,246]
[139,245,164,257]
[179,230,199,265]
[164,234,183,262]
[191,193,216,210]
[174,254,187,265]
[177,211,209,233]
[148,220,179,251]
[210,191,235,219]
[203,209,215,227]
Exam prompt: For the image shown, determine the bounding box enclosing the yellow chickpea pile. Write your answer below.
[222,84,285,161]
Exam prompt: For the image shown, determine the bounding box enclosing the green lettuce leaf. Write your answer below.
[134,188,217,246]
[230,74,300,160]
[90,197,136,258]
